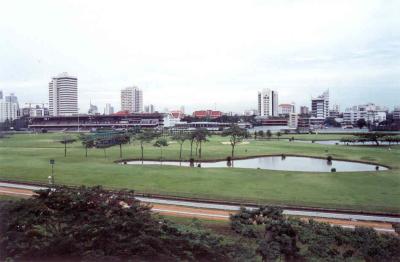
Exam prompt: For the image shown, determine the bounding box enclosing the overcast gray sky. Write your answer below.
[0,0,399,113]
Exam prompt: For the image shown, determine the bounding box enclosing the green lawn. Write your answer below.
[0,133,399,213]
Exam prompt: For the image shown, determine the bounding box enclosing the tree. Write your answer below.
[136,129,157,164]
[1,119,11,131]
[258,130,264,139]
[59,136,77,157]
[114,134,131,159]
[356,118,367,129]
[172,133,188,165]
[266,130,272,140]
[94,137,114,159]
[276,131,281,140]
[194,128,210,163]
[188,132,197,158]
[79,134,95,157]
[153,138,169,164]
[222,124,248,162]
[353,132,389,146]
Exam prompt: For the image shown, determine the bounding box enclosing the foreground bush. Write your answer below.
[231,206,400,261]
[0,186,248,261]
[1,187,399,261]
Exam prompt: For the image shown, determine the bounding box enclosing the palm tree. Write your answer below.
[172,133,188,165]
[153,138,168,164]
[276,132,281,140]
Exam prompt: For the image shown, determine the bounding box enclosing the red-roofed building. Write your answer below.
[113,110,131,116]
[170,110,185,119]
[193,110,223,119]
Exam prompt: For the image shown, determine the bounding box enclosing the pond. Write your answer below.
[125,156,387,172]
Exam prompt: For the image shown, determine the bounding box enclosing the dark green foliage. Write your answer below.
[231,206,400,262]
[356,118,367,129]
[393,223,400,235]
[266,130,272,139]
[0,186,246,262]
[352,132,396,146]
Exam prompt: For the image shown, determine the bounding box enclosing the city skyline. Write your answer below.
[0,1,399,113]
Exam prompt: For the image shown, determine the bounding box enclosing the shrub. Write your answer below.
[0,186,241,261]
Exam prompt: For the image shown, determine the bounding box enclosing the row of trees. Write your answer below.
[253,130,283,140]
[59,124,250,164]
[340,133,400,146]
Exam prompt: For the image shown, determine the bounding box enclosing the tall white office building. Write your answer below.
[121,86,143,113]
[49,72,78,116]
[0,92,19,123]
[311,90,329,119]
[258,89,278,117]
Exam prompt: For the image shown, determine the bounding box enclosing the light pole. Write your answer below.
[49,159,55,185]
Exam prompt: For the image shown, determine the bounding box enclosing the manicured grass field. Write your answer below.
[0,133,399,213]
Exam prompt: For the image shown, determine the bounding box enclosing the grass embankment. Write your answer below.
[0,133,399,213]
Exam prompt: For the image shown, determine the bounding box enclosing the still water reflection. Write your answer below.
[126,156,387,172]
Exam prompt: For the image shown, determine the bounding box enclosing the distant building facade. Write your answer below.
[88,103,98,115]
[104,103,114,115]
[393,107,400,121]
[288,113,298,128]
[49,72,78,116]
[0,100,19,123]
[300,106,309,115]
[343,103,387,125]
[193,110,223,119]
[311,90,329,119]
[278,103,295,115]
[0,92,19,123]
[121,86,143,113]
[28,113,164,131]
[258,89,278,117]
[243,109,258,116]
[144,104,155,113]
[21,105,49,118]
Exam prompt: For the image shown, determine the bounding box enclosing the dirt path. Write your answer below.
[0,186,33,197]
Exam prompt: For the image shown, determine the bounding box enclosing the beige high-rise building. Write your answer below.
[121,86,143,113]
[49,72,78,116]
